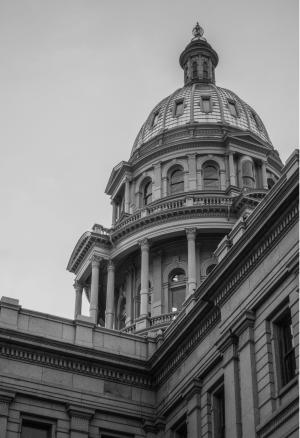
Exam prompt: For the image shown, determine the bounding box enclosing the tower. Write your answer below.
[67,24,283,334]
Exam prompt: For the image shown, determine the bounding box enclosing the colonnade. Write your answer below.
[73,228,198,328]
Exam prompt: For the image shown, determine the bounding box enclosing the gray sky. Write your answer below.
[0,0,298,319]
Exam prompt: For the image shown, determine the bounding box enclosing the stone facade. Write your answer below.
[0,24,298,438]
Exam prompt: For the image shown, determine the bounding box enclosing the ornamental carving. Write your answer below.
[91,254,102,267]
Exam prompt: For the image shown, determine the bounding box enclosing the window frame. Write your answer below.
[271,306,296,391]
[168,268,186,313]
[21,416,56,438]
[203,162,220,190]
[173,99,185,117]
[169,167,184,195]
[251,111,262,131]
[200,95,212,113]
[143,180,152,206]
[151,110,160,128]
[227,99,239,118]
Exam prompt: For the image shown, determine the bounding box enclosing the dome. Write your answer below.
[131,84,272,154]
[131,23,272,156]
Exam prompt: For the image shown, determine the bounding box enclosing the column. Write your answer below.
[105,260,115,329]
[183,379,202,436]
[261,160,268,189]
[111,200,117,226]
[89,255,101,324]
[237,312,258,438]
[228,152,236,186]
[152,250,163,316]
[124,177,130,213]
[140,238,150,317]
[217,333,242,438]
[188,154,197,190]
[125,268,133,326]
[73,281,83,319]
[186,228,197,297]
[0,391,15,438]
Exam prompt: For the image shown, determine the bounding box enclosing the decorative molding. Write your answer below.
[91,254,102,267]
[138,238,150,251]
[0,343,152,389]
[213,202,298,307]
[67,405,95,433]
[153,307,220,386]
[73,281,83,293]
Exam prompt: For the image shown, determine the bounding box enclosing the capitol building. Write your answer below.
[0,24,298,438]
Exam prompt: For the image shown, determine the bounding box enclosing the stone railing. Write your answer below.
[113,192,233,233]
[92,224,112,236]
[149,311,179,327]
[122,322,137,334]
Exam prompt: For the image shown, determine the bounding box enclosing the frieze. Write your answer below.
[0,343,152,389]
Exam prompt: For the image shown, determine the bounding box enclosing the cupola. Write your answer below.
[179,23,219,85]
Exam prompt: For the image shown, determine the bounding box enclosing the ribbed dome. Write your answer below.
[131,83,272,155]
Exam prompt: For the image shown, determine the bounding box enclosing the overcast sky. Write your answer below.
[0,0,298,319]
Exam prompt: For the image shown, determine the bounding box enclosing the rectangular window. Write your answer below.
[174,100,184,117]
[274,309,296,388]
[228,100,237,117]
[172,418,187,438]
[211,384,225,438]
[21,420,52,438]
[201,96,212,113]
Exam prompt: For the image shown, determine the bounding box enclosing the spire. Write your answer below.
[179,23,219,86]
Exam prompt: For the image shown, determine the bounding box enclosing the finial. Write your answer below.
[192,22,204,39]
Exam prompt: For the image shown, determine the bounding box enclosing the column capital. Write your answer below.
[186,228,197,239]
[91,254,101,268]
[107,259,115,271]
[139,238,150,251]
[73,281,83,293]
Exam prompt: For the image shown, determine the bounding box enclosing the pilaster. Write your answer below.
[216,332,242,438]
[186,228,197,297]
[139,238,150,317]
[182,378,202,436]
[188,154,197,190]
[0,390,15,438]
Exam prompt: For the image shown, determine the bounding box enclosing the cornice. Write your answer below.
[0,339,152,390]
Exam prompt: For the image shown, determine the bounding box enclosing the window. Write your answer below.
[152,111,159,127]
[206,264,217,275]
[172,417,187,438]
[169,268,186,312]
[21,420,52,438]
[201,96,212,113]
[170,168,184,194]
[242,160,255,188]
[228,100,238,117]
[267,177,275,190]
[212,385,225,438]
[203,57,209,80]
[203,162,220,190]
[251,111,261,130]
[192,60,198,79]
[174,100,184,117]
[143,180,152,206]
[274,309,296,388]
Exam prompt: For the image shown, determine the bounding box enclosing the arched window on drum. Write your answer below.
[169,268,186,312]
[242,160,255,188]
[203,161,220,190]
[140,178,152,207]
[169,166,184,195]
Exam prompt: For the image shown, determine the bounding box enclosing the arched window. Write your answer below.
[206,264,217,275]
[267,178,275,190]
[169,268,186,312]
[170,167,184,194]
[203,162,220,190]
[203,58,208,80]
[140,179,152,207]
[242,160,255,188]
[135,285,141,319]
[192,60,198,79]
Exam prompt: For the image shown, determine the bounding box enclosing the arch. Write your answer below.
[168,268,186,312]
[202,160,220,190]
[168,166,184,195]
[201,257,218,279]
[161,159,188,179]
